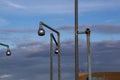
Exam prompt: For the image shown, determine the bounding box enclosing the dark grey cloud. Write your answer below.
[1,24,119,35]
[57,24,120,34]
[91,40,120,72]
[92,24,120,34]
[57,25,73,33]
[0,39,120,80]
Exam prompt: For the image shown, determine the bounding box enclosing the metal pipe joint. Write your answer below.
[78,28,91,35]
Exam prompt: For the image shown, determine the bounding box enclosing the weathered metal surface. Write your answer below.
[79,72,120,80]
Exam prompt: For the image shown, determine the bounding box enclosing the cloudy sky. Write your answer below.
[0,0,120,80]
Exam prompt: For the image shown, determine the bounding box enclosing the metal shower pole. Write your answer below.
[38,21,60,80]
[75,0,79,80]
[86,29,92,80]
[78,28,92,80]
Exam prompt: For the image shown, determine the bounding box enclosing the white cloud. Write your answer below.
[20,44,44,53]
[3,0,26,9]
[0,74,12,79]
[78,0,120,12]
[0,0,120,15]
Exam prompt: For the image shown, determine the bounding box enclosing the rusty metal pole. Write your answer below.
[50,33,60,80]
[75,0,79,80]
[38,22,60,80]
[77,28,92,80]
[58,33,60,80]
[86,28,92,80]
[50,33,53,80]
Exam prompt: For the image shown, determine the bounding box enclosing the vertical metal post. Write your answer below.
[58,33,60,80]
[50,33,53,80]
[75,0,79,80]
[39,22,60,80]
[86,29,92,80]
